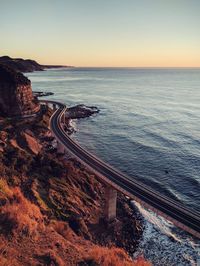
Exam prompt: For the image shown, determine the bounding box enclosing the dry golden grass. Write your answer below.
[0,256,20,266]
[0,239,21,266]
[51,220,75,240]
[0,186,44,237]
[0,179,13,198]
[84,246,151,266]
[35,250,65,266]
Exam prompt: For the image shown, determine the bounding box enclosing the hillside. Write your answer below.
[0,106,150,265]
[0,56,72,73]
[0,65,150,265]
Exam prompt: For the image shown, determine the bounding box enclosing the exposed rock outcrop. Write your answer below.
[64,104,100,134]
[33,91,54,97]
[20,132,42,155]
[66,104,99,119]
[0,64,40,117]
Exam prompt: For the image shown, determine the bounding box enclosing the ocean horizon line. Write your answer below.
[58,66,200,69]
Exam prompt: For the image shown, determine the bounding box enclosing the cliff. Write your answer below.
[0,64,40,117]
[0,56,72,73]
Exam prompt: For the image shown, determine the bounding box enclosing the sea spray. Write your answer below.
[132,201,200,266]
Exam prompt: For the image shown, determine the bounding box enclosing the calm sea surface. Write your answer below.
[27,68,200,265]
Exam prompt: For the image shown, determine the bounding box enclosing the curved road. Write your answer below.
[41,100,200,238]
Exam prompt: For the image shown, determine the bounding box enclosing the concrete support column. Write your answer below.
[57,141,65,154]
[53,103,57,111]
[104,186,117,222]
[61,114,65,124]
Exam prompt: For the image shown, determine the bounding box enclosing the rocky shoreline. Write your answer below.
[33,91,54,97]
[63,104,100,134]
[57,101,145,256]
[35,94,144,253]
[36,92,145,256]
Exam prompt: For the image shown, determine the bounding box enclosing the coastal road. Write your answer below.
[41,100,200,238]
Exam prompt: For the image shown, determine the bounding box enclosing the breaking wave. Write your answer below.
[132,201,200,266]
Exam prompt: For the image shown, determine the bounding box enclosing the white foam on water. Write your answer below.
[68,119,78,132]
[132,201,200,266]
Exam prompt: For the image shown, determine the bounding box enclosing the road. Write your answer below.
[41,100,200,238]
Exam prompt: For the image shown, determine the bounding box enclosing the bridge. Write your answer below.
[40,100,200,239]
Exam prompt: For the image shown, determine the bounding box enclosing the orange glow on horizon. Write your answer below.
[1,1,200,68]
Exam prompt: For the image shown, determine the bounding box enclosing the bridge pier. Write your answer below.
[104,185,117,222]
[61,114,65,124]
[57,141,65,154]
[53,103,57,111]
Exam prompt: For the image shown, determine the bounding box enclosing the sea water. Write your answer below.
[27,67,200,265]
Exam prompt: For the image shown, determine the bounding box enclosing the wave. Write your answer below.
[132,201,200,266]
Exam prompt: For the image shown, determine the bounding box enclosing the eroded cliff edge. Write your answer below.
[0,64,40,117]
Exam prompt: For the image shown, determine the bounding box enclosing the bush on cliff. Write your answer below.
[0,183,44,237]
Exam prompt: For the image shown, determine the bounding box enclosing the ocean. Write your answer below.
[27,67,200,265]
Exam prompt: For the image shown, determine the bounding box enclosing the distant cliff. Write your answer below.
[0,56,72,73]
[0,64,40,117]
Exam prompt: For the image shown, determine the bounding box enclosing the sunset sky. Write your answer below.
[0,0,200,67]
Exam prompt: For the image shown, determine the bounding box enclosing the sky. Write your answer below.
[0,0,200,67]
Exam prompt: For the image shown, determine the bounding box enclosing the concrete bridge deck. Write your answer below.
[40,100,200,239]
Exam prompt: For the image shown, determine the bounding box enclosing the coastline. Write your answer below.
[67,111,200,266]
[54,100,145,255]
[40,67,200,265]
[62,107,145,251]
[2,62,197,265]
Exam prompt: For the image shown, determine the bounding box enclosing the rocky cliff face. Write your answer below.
[0,64,40,117]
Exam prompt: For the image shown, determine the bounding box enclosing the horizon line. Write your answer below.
[55,65,200,69]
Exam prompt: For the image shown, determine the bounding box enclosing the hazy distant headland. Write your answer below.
[0,55,73,73]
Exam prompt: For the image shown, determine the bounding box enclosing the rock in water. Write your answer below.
[0,64,40,117]
[66,104,99,119]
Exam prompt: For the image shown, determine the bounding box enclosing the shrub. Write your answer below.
[51,220,73,240]
[0,179,13,198]
[0,187,44,237]
[35,251,64,266]
[32,154,64,177]
[2,146,33,173]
